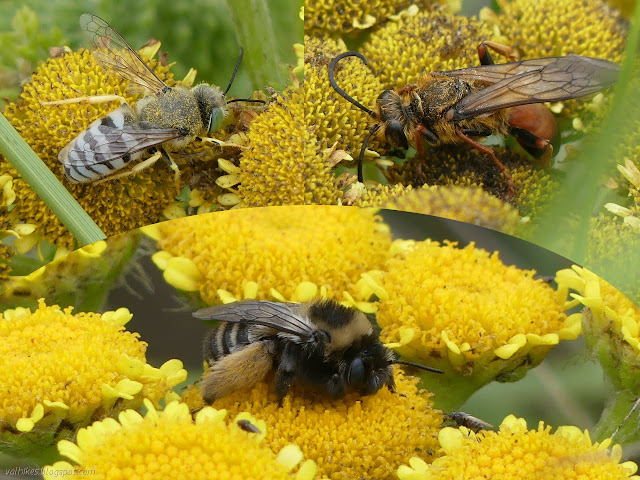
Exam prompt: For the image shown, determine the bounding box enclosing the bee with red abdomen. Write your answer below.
[195,298,443,403]
[328,41,620,199]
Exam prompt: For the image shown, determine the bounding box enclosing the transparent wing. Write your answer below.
[61,122,182,167]
[442,57,566,84]
[448,55,620,120]
[193,300,318,340]
[80,13,169,94]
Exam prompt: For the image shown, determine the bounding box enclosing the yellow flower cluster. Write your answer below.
[376,240,579,403]
[381,185,522,234]
[183,370,443,480]
[398,415,639,480]
[146,206,391,305]
[304,0,453,36]
[0,300,186,456]
[46,400,316,480]
[238,84,341,206]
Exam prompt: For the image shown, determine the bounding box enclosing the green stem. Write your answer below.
[0,113,106,246]
[226,0,284,90]
[592,379,640,444]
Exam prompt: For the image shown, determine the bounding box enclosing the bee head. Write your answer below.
[344,335,396,396]
[192,84,228,134]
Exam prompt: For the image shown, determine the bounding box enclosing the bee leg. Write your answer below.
[40,95,128,106]
[455,127,516,201]
[414,125,439,179]
[274,343,299,404]
[198,137,246,149]
[325,373,346,398]
[158,146,182,190]
[476,41,518,66]
[93,151,163,184]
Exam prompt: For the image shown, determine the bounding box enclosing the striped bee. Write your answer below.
[194,298,443,403]
[48,14,258,184]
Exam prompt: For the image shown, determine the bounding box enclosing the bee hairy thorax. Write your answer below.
[137,88,203,148]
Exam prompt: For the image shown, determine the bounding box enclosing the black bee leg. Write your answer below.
[325,373,346,398]
[274,343,298,404]
[456,127,516,201]
[477,41,518,65]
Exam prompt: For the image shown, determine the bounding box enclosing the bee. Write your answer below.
[194,298,443,403]
[45,14,261,184]
[328,41,620,198]
[447,411,495,432]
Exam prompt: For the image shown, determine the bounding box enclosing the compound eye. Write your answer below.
[208,107,225,134]
[347,358,365,386]
[385,120,408,149]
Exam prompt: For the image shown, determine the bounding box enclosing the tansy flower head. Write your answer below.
[146,206,391,306]
[184,370,442,480]
[46,400,315,480]
[0,45,246,248]
[238,83,341,207]
[398,415,640,480]
[304,0,455,36]
[386,147,561,221]
[377,240,578,409]
[361,7,494,89]
[380,185,522,235]
[0,232,139,309]
[0,300,187,457]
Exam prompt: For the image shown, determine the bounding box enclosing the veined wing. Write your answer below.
[449,55,620,120]
[59,106,182,183]
[193,300,318,340]
[80,13,169,95]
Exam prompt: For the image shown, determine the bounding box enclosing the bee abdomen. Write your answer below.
[203,322,251,364]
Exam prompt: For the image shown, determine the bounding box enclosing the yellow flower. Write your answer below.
[0,300,186,457]
[387,147,561,218]
[45,400,315,480]
[380,185,522,235]
[398,415,640,480]
[376,240,578,408]
[184,370,443,480]
[304,35,385,157]
[238,83,341,206]
[304,0,456,36]
[0,232,139,309]
[495,0,626,128]
[146,206,391,305]
[361,7,494,89]
[0,46,244,248]
[606,158,640,230]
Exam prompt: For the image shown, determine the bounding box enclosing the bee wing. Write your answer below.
[193,300,318,340]
[448,55,620,120]
[61,121,183,167]
[80,13,169,95]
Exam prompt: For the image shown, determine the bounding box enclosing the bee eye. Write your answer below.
[347,358,365,386]
[385,120,408,149]
[208,107,225,134]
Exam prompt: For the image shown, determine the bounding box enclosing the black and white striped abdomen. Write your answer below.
[203,322,253,364]
[59,104,141,183]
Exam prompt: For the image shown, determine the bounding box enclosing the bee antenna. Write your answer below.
[224,47,245,96]
[394,360,443,374]
[358,124,380,182]
[226,98,266,105]
[328,51,377,118]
